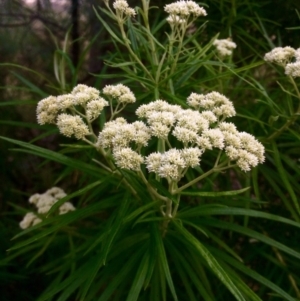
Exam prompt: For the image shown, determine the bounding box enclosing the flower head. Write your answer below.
[20,187,76,229]
[113,0,136,17]
[72,84,101,105]
[37,96,59,124]
[285,61,300,78]
[20,212,42,229]
[213,38,237,57]
[264,47,295,66]
[56,114,89,140]
[113,147,144,170]
[86,98,109,121]
[103,84,136,104]
[164,1,207,18]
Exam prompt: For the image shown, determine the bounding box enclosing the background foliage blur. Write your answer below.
[1,0,300,300]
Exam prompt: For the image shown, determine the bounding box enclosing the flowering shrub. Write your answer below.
[3,1,300,301]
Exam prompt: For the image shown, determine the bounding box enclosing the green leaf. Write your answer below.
[173,221,246,301]
[178,206,300,229]
[198,218,300,259]
[272,141,300,214]
[210,246,296,301]
[126,251,149,301]
[153,224,178,301]
[181,187,250,197]
[93,7,125,45]
[11,71,48,97]
[0,136,105,178]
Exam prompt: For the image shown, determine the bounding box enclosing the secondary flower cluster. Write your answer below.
[213,38,237,58]
[20,187,75,229]
[95,88,264,177]
[37,84,136,140]
[165,0,207,26]
[112,0,136,18]
[264,46,300,77]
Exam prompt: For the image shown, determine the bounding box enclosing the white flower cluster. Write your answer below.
[264,46,300,77]
[20,187,76,229]
[146,148,202,180]
[103,84,136,104]
[37,84,109,139]
[19,212,42,230]
[264,47,295,65]
[186,91,236,118]
[213,38,237,57]
[165,1,207,26]
[96,90,264,176]
[113,0,136,18]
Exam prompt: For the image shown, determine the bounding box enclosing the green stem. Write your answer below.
[267,76,300,140]
[175,162,232,194]
[141,0,158,66]
[118,19,154,81]
[137,170,169,202]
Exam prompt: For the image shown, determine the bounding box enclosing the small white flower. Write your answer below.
[164,1,207,17]
[225,145,239,161]
[172,126,199,144]
[264,47,295,65]
[158,149,186,180]
[103,84,136,103]
[112,123,136,148]
[113,147,144,171]
[222,131,241,149]
[146,149,187,181]
[132,121,151,146]
[86,98,109,121]
[72,84,100,105]
[150,123,171,139]
[176,109,209,133]
[295,48,300,61]
[97,118,127,148]
[166,15,186,26]
[113,0,136,17]
[200,111,217,123]
[213,38,237,57]
[56,114,90,140]
[59,202,76,215]
[147,111,176,127]
[57,94,74,110]
[285,61,300,78]
[20,212,42,229]
[37,95,59,124]
[218,122,238,134]
[181,147,202,167]
[25,187,76,218]
[237,150,259,172]
[145,152,163,174]
[202,129,224,149]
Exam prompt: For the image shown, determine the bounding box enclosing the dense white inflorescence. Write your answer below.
[164,1,207,17]
[20,187,76,229]
[37,84,265,177]
[264,47,295,65]
[264,46,300,78]
[213,39,237,57]
[113,0,136,17]
[96,89,264,175]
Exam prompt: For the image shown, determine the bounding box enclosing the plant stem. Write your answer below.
[118,19,154,81]
[175,161,232,194]
[267,76,300,140]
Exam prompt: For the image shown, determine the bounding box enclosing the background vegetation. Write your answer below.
[1,0,300,300]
